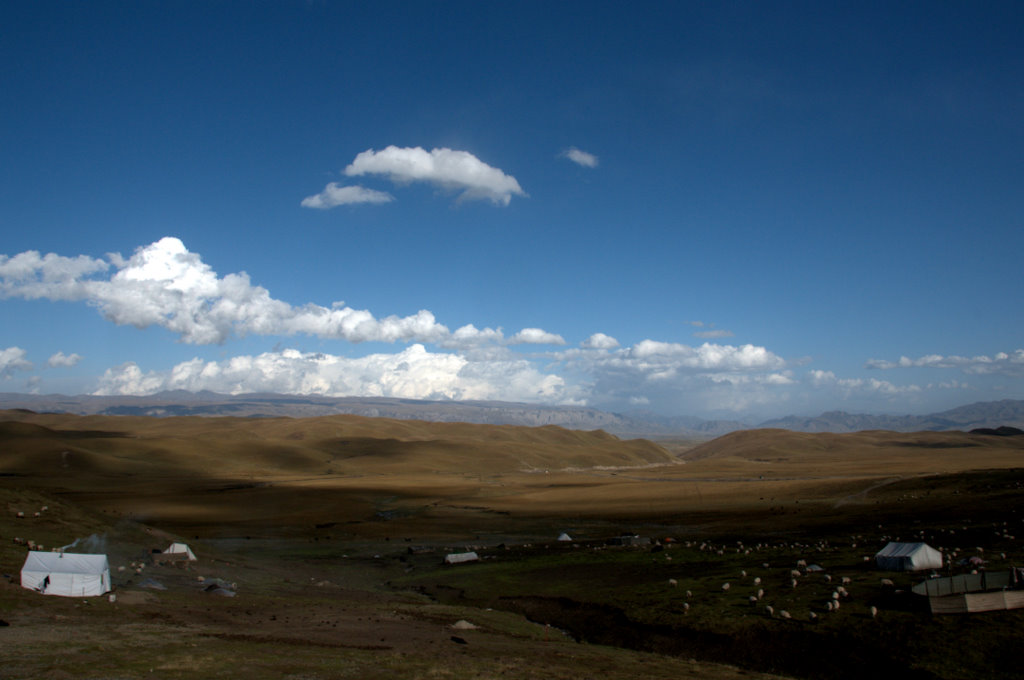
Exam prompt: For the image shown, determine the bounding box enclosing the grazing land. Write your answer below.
[1,410,1023,679]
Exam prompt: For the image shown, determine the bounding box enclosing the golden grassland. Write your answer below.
[2,409,1024,679]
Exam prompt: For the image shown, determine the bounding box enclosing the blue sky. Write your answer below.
[1,1,1022,421]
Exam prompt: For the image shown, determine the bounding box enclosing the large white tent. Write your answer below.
[21,551,111,597]
[875,542,943,572]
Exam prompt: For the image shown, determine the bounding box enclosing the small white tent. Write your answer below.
[875,542,943,572]
[21,551,111,597]
[557,532,573,542]
[163,542,197,560]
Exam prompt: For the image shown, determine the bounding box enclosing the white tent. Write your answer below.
[875,542,943,572]
[21,551,111,597]
[163,542,197,560]
[444,551,479,565]
[557,532,573,542]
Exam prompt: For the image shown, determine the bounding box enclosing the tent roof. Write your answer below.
[875,542,937,557]
[22,551,109,575]
[164,542,197,559]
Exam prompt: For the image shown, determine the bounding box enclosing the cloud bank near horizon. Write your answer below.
[0,237,1001,416]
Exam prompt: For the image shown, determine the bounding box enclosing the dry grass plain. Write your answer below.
[1,410,1023,679]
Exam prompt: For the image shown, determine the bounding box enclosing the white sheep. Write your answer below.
[826,601,835,612]
[790,569,802,578]
[721,582,731,591]
[682,602,690,612]
[870,606,878,618]
[668,578,678,587]
[779,610,791,619]
[765,605,774,617]
[753,576,761,586]
[685,590,692,598]
[824,574,832,583]
[841,577,852,585]
[749,595,759,605]
[757,588,764,599]
[790,578,798,588]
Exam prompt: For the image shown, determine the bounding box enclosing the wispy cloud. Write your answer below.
[865,350,1024,376]
[560,147,598,168]
[300,183,394,208]
[343,146,525,206]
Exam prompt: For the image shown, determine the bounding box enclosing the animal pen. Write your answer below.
[913,570,1024,614]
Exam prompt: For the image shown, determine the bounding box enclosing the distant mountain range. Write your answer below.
[0,391,1022,438]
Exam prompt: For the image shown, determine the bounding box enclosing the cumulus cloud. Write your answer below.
[0,237,452,345]
[0,347,33,379]
[300,183,394,208]
[93,345,578,404]
[561,147,598,168]
[865,350,1024,376]
[47,351,82,368]
[581,333,619,349]
[509,328,566,345]
[344,146,525,205]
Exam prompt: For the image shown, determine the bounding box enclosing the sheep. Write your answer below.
[721,582,731,592]
[749,595,759,605]
[796,559,807,568]
[833,600,840,611]
[753,576,761,586]
[668,578,678,587]
[790,569,802,578]
[740,570,747,578]
[779,610,791,620]
[870,606,878,618]
[809,611,818,621]
[837,586,848,597]
[16,511,24,519]
[841,577,852,585]
[824,574,832,583]
[682,602,690,613]
[765,605,774,617]
[832,591,840,600]
[790,578,798,588]
[685,590,692,598]
[826,601,835,612]
[757,588,764,600]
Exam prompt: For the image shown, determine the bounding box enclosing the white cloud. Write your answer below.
[300,183,394,209]
[866,350,1024,376]
[0,237,452,346]
[344,146,525,206]
[47,351,82,368]
[581,333,619,349]
[93,345,579,405]
[0,347,33,379]
[561,147,599,168]
[509,328,566,345]
[808,369,921,395]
